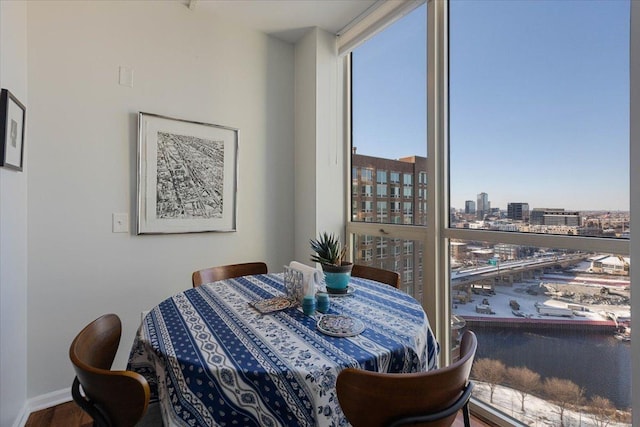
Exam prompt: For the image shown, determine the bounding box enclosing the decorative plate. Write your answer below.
[326,286,355,297]
[250,297,295,314]
[317,314,365,337]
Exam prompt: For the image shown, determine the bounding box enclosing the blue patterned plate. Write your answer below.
[317,314,365,337]
[250,297,295,314]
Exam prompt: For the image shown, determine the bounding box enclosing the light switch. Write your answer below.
[112,213,129,233]
[118,66,134,87]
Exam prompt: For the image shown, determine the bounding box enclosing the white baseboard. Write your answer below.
[12,388,72,427]
[11,402,29,427]
[28,387,71,412]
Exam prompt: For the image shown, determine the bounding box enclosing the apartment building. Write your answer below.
[351,153,427,296]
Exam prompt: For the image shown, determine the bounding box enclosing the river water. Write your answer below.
[472,325,631,409]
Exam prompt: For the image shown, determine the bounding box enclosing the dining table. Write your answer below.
[127,272,439,427]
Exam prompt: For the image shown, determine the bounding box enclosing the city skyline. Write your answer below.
[457,193,629,214]
[352,153,628,235]
[352,1,630,213]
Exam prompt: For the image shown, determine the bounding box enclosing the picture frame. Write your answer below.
[137,112,238,234]
[0,89,26,171]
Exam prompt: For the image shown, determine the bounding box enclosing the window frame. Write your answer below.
[344,0,634,424]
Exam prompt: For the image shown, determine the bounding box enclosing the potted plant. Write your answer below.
[310,232,353,294]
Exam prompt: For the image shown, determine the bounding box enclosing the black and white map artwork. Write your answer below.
[156,131,224,219]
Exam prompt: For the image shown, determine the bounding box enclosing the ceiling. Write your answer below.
[183,0,379,43]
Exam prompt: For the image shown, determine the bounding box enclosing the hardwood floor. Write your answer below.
[25,401,92,427]
[26,401,495,427]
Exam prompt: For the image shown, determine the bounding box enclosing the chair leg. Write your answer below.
[72,377,112,427]
[462,402,471,427]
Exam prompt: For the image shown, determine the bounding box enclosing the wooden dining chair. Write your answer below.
[69,313,157,427]
[336,330,477,427]
[192,261,268,287]
[351,264,400,289]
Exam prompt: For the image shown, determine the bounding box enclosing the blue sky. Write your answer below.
[352,0,629,212]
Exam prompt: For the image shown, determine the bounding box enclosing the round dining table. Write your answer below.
[128,272,439,427]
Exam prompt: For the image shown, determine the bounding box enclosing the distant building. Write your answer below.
[507,202,530,221]
[590,255,630,276]
[530,208,581,227]
[471,248,494,262]
[528,224,580,235]
[495,223,519,232]
[467,222,486,229]
[351,153,427,296]
[493,243,534,260]
[464,200,476,214]
[477,192,490,219]
[450,241,468,260]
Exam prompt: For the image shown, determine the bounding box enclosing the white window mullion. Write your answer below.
[426,0,449,367]
[631,3,640,425]
[347,222,427,242]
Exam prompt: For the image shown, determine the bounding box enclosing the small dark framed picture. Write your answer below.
[0,89,26,171]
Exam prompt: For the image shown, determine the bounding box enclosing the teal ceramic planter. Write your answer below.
[322,262,353,294]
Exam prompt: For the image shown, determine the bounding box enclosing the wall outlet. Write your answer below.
[112,213,129,233]
[118,66,133,87]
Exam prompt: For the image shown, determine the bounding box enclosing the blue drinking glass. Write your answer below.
[302,295,316,316]
[316,292,330,313]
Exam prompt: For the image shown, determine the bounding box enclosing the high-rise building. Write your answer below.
[464,200,476,214]
[507,202,530,221]
[476,192,490,219]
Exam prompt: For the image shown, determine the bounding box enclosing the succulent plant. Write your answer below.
[310,232,347,266]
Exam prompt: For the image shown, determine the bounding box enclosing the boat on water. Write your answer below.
[614,326,631,342]
[614,332,631,342]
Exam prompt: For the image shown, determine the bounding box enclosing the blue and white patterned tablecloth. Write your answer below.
[128,273,439,427]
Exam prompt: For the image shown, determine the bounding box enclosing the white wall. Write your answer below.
[294,29,318,263]
[293,28,345,264]
[0,1,29,425]
[314,30,346,244]
[26,0,294,398]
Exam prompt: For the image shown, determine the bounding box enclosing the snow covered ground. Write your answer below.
[457,264,632,426]
[473,382,631,427]
[453,270,630,322]
[454,282,608,321]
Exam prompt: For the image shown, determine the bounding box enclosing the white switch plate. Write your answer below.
[112,213,129,233]
[118,66,133,87]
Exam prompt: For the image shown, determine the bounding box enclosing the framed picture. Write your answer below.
[0,89,26,171]
[137,112,238,234]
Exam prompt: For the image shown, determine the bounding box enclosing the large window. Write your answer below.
[447,1,631,425]
[449,1,629,240]
[347,0,634,425]
[349,2,427,300]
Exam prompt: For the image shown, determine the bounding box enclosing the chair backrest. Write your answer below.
[69,314,150,427]
[351,264,400,288]
[192,261,268,287]
[336,330,477,427]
